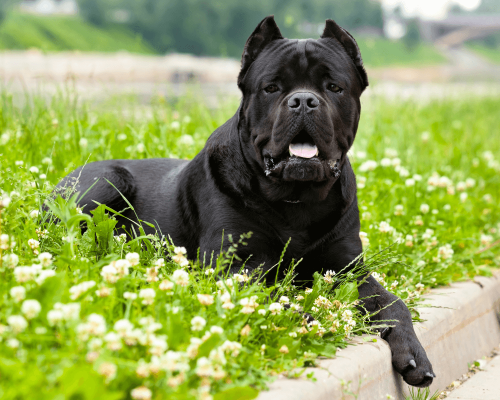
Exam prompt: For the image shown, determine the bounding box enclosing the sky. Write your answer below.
[381,0,482,20]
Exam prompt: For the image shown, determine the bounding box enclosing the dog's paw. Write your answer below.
[382,327,436,387]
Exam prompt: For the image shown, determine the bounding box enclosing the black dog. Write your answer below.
[55,16,435,387]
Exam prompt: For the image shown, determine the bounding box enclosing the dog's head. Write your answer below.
[237,16,368,203]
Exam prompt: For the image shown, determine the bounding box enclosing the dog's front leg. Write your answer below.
[358,275,436,387]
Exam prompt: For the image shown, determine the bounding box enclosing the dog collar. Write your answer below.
[283,199,302,204]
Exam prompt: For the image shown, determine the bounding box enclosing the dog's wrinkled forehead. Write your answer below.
[243,38,361,93]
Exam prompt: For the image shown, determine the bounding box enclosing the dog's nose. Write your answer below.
[288,92,319,112]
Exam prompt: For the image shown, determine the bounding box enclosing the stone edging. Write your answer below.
[257,270,500,400]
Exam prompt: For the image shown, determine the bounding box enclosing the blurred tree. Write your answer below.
[0,0,14,24]
[77,0,115,26]
[77,0,384,57]
[403,18,420,51]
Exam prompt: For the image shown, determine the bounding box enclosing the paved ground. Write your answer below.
[445,354,500,400]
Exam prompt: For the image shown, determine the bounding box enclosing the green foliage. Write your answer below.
[0,91,499,398]
[76,0,383,57]
[0,12,153,53]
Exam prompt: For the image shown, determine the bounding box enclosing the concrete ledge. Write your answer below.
[258,271,500,400]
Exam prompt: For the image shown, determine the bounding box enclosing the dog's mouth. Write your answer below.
[263,129,342,183]
[288,130,319,159]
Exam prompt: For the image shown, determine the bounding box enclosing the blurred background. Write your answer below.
[1,0,500,102]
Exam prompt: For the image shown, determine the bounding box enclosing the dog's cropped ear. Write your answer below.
[321,19,368,91]
[238,15,283,89]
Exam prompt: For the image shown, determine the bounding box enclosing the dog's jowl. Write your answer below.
[55,16,435,386]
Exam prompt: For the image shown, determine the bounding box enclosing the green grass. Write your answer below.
[0,90,499,399]
[467,43,500,64]
[0,13,154,53]
[357,38,446,68]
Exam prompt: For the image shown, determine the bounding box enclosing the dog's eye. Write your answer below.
[328,84,343,93]
[264,84,279,94]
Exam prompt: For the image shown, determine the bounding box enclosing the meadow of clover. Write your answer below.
[0,90,499,400]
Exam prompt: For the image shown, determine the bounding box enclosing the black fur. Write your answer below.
[54,16,435,387]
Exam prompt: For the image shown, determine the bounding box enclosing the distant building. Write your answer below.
[19,0,78,15]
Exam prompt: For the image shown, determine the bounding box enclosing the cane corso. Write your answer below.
[55,16,435,386]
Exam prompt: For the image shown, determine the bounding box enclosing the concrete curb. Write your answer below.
[258,271,500,400]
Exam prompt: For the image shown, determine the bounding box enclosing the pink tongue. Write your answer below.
[289,143,318,159]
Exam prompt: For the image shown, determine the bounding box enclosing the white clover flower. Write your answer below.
[420,204,430,214]
[258,309,266,316]
[29,166,39,174]
[13,266,36,283]
[456,181,466,191]
[413,174,422,181]
[0,195,11,208]
[56,303,80,321]
[125,252,140,266]
[149,336,168,356]
[37,252,53,267]
[324,269,336,284]
[154,258,165,268]
[399,167,410,177]
[114,319,133,335]
[47,309,64,326]
[460,192,468,203]
[123,291,138,300]
[113,259,131,277]
[197,294,214,306]
[405,178,415,187]
[28,238,40,251]
[7,315,28,333]
[465,178,476,188]
[3,253,19,269]
[269,302,283,315]
[69,280,96,300]
[480,234,493,246]
[29,210,40,219]
[6,338,20,348]
[380,157,392,167]
[42,157,52,165]
[21,299,41,319]
[172,253,189,267]
[159,280,175,291]
[139,288,156,305]
[371,272,386,285]
[98,362,117,382]
[172,269,189,287]
[87,313,107,335]
[359,231,370,247]
[178,134,195,147]
[146,266,159,283]
[195,357,214,377]
[191,316,206,331]
[101,265,119,283]
[173,246,186,255]
[359,160,377,172]
[378,221,394,234]
[438,244,454,260]
[204,268,215,275]
[170,121,181,130]
[394,204,404,216]
[79,137,88,148]
[233,273,249,283]
[131,386,152,400]
[9,286,26,306]
[279,296,290,304]
[210,326,224,334]
[239,296,259,314]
